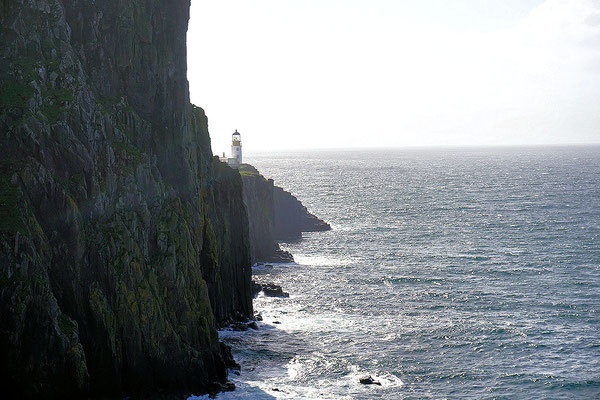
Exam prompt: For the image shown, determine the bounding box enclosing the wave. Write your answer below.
[293,254,352,267]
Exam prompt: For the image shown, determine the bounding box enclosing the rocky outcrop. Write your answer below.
[239,163,329,262]
[252,282,289,298]
[273,186,331,240]
[0,0,251,398]
[360,376,382,386]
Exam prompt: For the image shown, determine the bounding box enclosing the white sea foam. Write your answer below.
[292,254,352,267]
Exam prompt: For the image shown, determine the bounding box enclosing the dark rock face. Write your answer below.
[239,163,329,262]
[202,159,253,324]
[360,376,382,386]
[219,342,240,371]
[239,164,293,263]
[0,0,251,398]
[261,283,290,298]
[252,281,289,298]
[252,280,264,298]
[273,186,331,240]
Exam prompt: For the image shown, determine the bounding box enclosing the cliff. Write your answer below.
[273,185,331,239]
[238,165,292,264]
[239,164,330,262]
[0,0,251,398]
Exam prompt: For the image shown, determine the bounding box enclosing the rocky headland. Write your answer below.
[273,184,331,239]
[239,163,330,263]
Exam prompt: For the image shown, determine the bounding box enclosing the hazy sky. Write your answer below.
[187,0,600,153]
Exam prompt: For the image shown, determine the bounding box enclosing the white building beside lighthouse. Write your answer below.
[219,129,243,167]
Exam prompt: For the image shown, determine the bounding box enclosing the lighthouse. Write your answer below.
[216,129,244,167]
[231,129,242,166]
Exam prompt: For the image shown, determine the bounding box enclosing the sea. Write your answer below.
[190,146,600,400]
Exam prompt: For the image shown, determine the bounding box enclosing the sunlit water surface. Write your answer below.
[191,147,600,399]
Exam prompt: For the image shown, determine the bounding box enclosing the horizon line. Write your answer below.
[234,142,600,154]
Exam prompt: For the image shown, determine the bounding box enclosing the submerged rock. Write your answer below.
[222,382,236,392]
[252,281,290,298]
[227,320,259,331]
[208,382,236,397]
[252,281,263,298]
[262,283,290,298]
[230,322,249,332]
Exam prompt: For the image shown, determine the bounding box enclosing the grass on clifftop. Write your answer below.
[239,170,258,177]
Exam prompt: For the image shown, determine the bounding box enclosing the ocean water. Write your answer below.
[191,146,600,400]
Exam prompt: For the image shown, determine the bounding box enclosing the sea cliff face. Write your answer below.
[239,164,292,264]
[239,164,330,262]
[0,0,251,398]
[273,186,331,240]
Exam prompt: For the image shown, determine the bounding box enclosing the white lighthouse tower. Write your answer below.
[230,129,242,166]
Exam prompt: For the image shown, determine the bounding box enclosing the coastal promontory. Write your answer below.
[238,163,330,263]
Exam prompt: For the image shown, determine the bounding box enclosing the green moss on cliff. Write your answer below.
[14,57,41,82]
[239,170,258,177]
[59,313,78,336]
[0,174,27,235]
[41,87,75,122]
[0,81,34,110]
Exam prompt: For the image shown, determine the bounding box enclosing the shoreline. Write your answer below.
[187,261,297,400]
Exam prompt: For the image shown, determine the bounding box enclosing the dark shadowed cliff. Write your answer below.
[238,164,330,263]
[0,0,251,398]
[238,164,292,264]
[273,185,331,240]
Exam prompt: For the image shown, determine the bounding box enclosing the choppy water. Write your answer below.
[191,146,600,399]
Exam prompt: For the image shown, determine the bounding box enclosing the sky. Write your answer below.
[187,0,600,154]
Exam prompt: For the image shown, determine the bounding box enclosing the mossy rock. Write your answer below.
[41,87,75,122]
[0,80,34,110]
[0,173,27,235]
[59,313,78,336]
